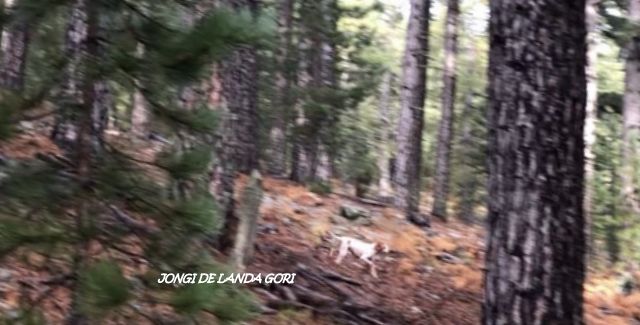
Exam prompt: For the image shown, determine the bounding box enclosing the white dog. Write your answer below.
[331,236,389,278]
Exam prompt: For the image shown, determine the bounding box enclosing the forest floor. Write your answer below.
[1,132,640,324]
[248,178,640,325]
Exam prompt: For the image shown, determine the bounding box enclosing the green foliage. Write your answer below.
[592,109,624,264]
[79,261,131,317]
[0,0,267,322]
[158,145,213,180]
[171,284,257,322]
[0,92,21,139]
[171,284,218,315]
[309,181,333,195]
[0,219,67,255]
[207,287,259,323]
[3,309,47,325]
[451,95,488,222]
[0,162,77,206]
[336,108,379,193]
[171,195,222,236]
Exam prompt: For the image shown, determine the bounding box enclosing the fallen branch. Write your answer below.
[335,193,388,207]
[321,270,362,286]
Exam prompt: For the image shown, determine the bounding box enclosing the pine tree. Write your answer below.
[585,0,600,260]
[50,0,88,149]
[0,0,267,322]
[483,0,587,323]
[0,0,30,91]
[267,0,294,177]
[622,0,640,215]
[432,0,459,221]
[394,0,430,226]
[212,0,261,252]
[376,71,394,197]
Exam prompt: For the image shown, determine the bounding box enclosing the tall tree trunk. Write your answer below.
[268,0,294,176]
[290,2,311,183]
[213,0,260,252]
[51,0,89,149]
[223,0,259,145]
[394,0,430,226]
[292,0,337,183]
[621,0,640,215]
[0,0,29,91]
[218,0,259,174]
[431,0,459,221]
[314,0,338,182]
[584,0,599,261]
[377,71,393,197]
[483,0,587,324]
[64,3,91,323]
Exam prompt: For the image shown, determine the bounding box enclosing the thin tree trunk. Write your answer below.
[622,0,640,215]
[0,0,4,32]
[290,5,311,183]
[457,94,475,223]
[177,4,207,112]
[131,44,148,138]
[482,0,587,324]
[584,0,599,262]
[394,0,430,226]
[314,0,338,182]
[431,0,459,221]
[377,71,393,197]
[89,12,112,154]
[65,2,91,323]
[0,0,29,91]
[268,0,294,176]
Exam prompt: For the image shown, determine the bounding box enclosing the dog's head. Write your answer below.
[375,242,390,254]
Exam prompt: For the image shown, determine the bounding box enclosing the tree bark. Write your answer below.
[314,0,338,182]
[584,0,599,261]
[290,2,312,183]
[483,0,587,324]
[217,0,260,174]
[213,0,260,252]
[64,3,94,323]
[393,0,430,226]
[621,0,640,215]
[51,0,89,149]
[377,71,393,197]
[431,0,459,221]
[267,0,294,177]
[0,0,29,91]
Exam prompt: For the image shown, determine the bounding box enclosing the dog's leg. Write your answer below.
[335,240,348,264]
[362,258,378,278]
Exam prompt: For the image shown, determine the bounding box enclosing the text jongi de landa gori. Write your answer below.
[157,273,296,285]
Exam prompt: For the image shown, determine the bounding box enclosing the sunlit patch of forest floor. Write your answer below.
[1,132,639,324]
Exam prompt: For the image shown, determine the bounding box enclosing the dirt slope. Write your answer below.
[250,177,640,325]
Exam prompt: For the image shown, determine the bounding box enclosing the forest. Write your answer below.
[0,0,638,324]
